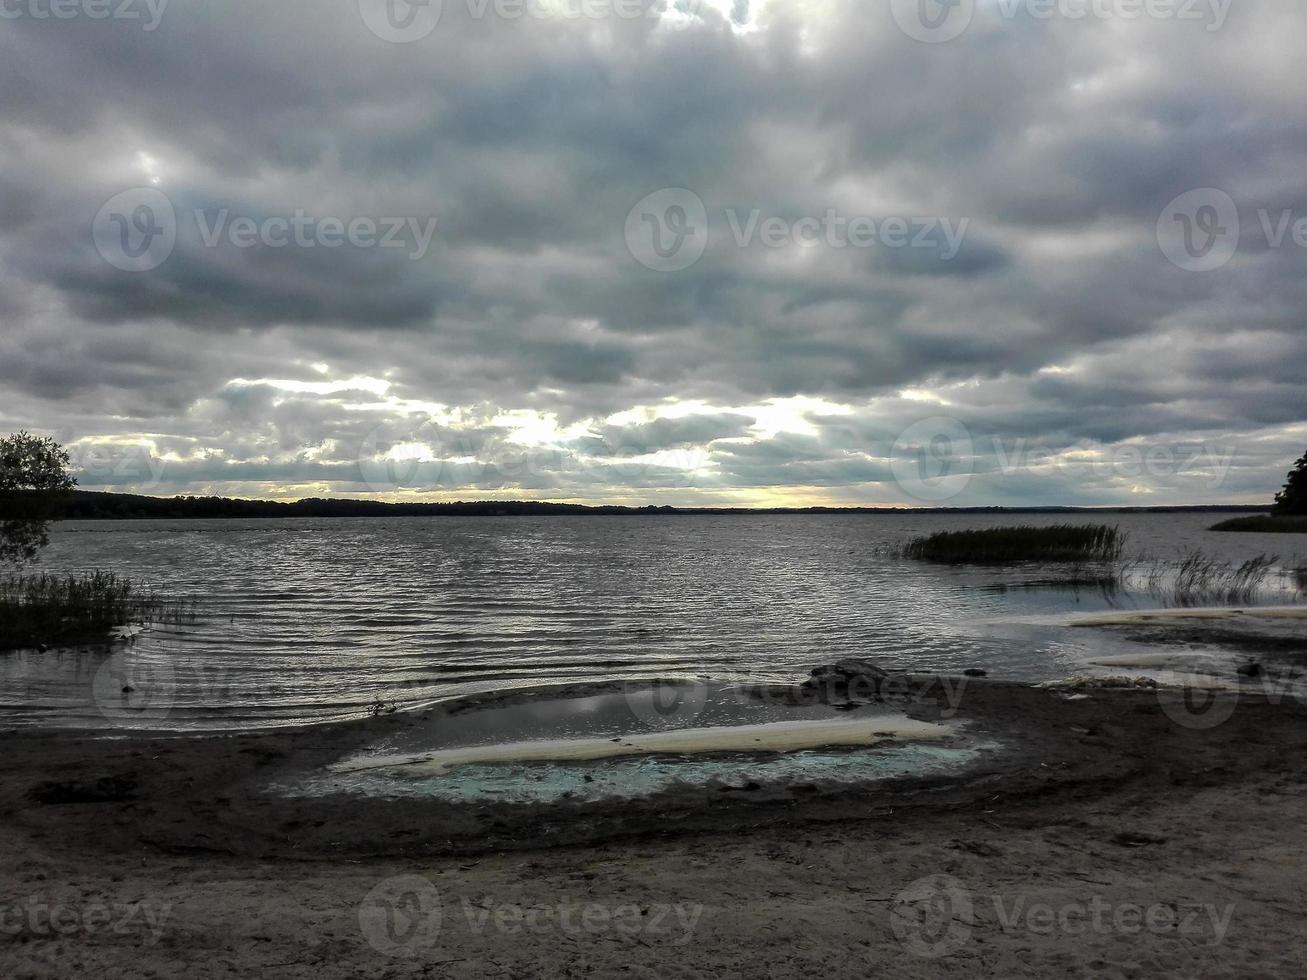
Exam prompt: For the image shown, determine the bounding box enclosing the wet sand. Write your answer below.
[3,675,1307,977]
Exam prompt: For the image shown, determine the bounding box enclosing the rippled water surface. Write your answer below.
[1,513,1302,729]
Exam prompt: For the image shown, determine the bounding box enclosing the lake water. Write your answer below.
[1,512,1302,730]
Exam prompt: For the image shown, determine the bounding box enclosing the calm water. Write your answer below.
[1,513,1302,730]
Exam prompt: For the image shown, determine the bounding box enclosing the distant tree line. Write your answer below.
[51,490,1266,520]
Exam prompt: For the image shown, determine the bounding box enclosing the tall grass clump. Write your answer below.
[0,572,193,650]
[902,524,1125,565]
[1138,553,1281,607]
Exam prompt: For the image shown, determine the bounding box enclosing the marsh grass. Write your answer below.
[1010,553,1293,607]
[0,571,195,650]
[902,522,1298,607]
[902,524,1125,565]
[1133,553,1282,607]
[1211,515,1307,534]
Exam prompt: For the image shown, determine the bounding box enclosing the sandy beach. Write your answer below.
[3,676,1307,978]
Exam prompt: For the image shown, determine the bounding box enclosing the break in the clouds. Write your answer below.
[0,0,1304,506]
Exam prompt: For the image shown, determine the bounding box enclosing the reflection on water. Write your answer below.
[0,512,1302,730]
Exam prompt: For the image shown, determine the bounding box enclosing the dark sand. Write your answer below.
[2,678,1307,978]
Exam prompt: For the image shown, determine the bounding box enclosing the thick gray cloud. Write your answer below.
[0,0,1304,505]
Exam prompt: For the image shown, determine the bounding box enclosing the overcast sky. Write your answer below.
[1,0,1303,506]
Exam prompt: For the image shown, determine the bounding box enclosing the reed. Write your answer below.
[1136,553,1280,607]
[0,571,194,650]
[902,524,1125,565]
[1211,515,1307,534]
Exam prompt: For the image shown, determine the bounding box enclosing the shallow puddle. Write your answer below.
[275,682,989,803]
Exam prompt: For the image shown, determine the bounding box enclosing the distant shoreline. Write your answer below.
[52,490,1273,520]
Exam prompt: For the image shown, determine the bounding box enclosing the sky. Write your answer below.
[1,0,1304,507]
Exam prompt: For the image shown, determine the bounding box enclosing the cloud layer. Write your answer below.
[1,0,1303,505]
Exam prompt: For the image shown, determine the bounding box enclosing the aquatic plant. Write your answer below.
[1137,553,1281,608]
[901,524,1125,565]
[1211,515,1307,533]
[0,571,194,650]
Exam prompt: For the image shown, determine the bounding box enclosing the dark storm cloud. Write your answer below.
[0,0,1304,504]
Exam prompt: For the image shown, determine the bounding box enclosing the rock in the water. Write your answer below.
[1237,662,1262,677]
[963,668,987,677]
[803,658,889,700]
[808,658,889,683]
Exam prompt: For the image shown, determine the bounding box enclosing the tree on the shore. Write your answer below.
[0,432,77,564]
[1274,451,1307,515]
